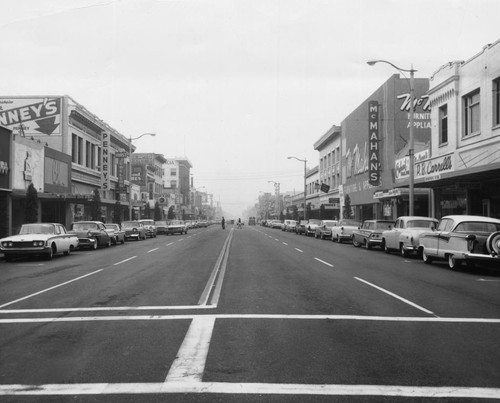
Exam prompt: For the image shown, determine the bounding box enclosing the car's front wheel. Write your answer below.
[352,237,361,247]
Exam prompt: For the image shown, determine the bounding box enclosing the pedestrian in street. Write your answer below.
[221,217,225,230]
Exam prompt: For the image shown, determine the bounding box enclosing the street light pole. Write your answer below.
[367,60,416,216]
[128,132,156,220]
[287,156,307,221]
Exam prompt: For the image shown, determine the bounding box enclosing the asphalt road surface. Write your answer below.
[1,223,500,402]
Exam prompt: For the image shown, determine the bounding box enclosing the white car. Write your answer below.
[382,216,438,257]
[331,220,362,243]
[419,215,500,270]
[1,223,79,261]
[305,219,322,237]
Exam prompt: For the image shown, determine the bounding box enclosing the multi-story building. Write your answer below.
[342,74,432,221]
[162,157,192,219]
[314,125,341,219]
[131,153,166,218]
[426,40,500,218]
[0,95,133,232]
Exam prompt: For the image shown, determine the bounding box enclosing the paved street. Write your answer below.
[1,224,500,401]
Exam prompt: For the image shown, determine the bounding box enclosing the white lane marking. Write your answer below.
[198,229,233,306]
[165,316,216,382]
[114,256,137,265]
[478,279,500,282]
[147,248,159,253]
[166,242,174,246]
[178,238,185,242]
[275,238,279,241]
[0,305,215,313]
[0,269,103,309]
[0,382,499,399]
[314,258,334,267]
[294,248,303,253]
[2,314,499,324]
[355,277,437,316]
[282,242,288,245]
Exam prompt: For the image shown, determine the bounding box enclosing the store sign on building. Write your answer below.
[44,147,71,194]
[101,132,110,190]
[415,153,454,181]
[0,97,62,136]
[368,101,380,186]
[0,127,11,189]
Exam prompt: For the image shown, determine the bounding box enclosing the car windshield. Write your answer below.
[407,220,436,228]
[141,220,154,225]
[104,224,118,230]
[122,222,139,228]
[374,222,393,230]
[454,221,500,233]
[340,220,361,226]
[19,224,55,235]
[322,221,337,227]
[171,220,183,225]
[73,223,98,230]
[309,220,321,225]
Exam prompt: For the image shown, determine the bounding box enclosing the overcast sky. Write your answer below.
[1,0,498,217]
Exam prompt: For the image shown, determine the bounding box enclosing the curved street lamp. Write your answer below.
[287,156,308,220]
[128,132,156,220]
[367,60,417,216]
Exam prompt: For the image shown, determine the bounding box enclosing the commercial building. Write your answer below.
[0,95,134,233]
[130,153,167,219]
[341,74,432,221]
[313,125,341,219]
[425,40,500,218]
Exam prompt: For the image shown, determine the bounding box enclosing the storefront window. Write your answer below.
[437,188,467,217]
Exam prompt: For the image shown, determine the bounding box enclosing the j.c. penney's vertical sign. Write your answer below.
[101,132,110,190]
[368,101,380,186]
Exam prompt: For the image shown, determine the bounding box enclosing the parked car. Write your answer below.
[315,220,338,239]
[166,220,188,235]
[382,216,439,257]
[69,221,111,249]
[122,221,147,241]
[331,220,362,243]
[138,219,157,238]
[270,220,283,229]
[1,223,79,261]
[419,215,500,270]
[295,220,308,235]
[155,220,169,235]
[283,219,297,232]
[352,220,395,249]
[305,219,322,237]
[104,223,125,245]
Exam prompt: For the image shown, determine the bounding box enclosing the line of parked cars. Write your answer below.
[0,219,213,262]
[265,215,500,271]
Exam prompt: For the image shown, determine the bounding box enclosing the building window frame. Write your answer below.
[463,89,480,137]
[493,77,500,128]
[439,104,448,145]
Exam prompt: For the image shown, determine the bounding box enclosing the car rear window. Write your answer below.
[455,222,500,233]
